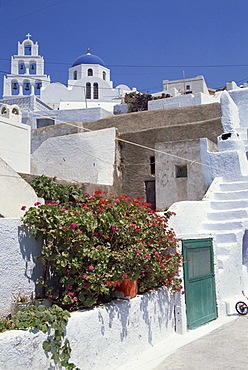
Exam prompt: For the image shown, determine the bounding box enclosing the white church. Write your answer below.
[2,34,133,128]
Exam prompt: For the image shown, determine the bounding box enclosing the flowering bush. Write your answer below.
[22,192,182,309]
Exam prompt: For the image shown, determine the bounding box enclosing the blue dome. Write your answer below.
[72,53,106,67]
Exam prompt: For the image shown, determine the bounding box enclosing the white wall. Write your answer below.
[148,92,219,111]
[0,158,39,218]
[0,287,181,370]
[31,127,116,185]
[0,218,42,316]
[0,105,30,173]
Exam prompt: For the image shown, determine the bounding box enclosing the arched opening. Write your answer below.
[88,68,93,76]
[19,62,25,75]
[74,70,77,80]
[23,81,31,95]
[12,81,19,95]
[30,62,36,74]
[24,43,32,55]
[93,82,98,99]
[1,106,7,115]
[12,107,19,115]
[103,71,106,80]
[35,82,42,95]
[86,82,91,99]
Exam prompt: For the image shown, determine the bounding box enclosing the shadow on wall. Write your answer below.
[104,300,131,341]
[18,226,42,298]
[139,288,175,344]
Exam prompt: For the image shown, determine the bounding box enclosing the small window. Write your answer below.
[176,165,187,178]
[30,62,36,74]
[86,82,91,99]
[103,71,106,80]
[37,118,55,128]
[150,156,155,175]
[93,82,98,99]
[19,62,25,74]
[88,68,93,76]
[186,85,190,90]
[24,43,32,55]
[74,70,77,80]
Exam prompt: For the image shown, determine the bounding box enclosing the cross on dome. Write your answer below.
[87,48,91,54]
[26,33,31,39]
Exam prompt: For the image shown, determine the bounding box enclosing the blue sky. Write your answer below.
[0,0,248,96]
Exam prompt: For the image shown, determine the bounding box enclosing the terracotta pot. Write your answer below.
[116,279,138,299]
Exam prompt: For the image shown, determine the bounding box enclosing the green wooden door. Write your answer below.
[183,239,217,330]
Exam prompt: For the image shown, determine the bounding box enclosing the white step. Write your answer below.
[207,209,248,221]
[217,255,230,269]
[214,190,248,200]
[220,182,248,191]
[210,199,248,210]
[216,232,238,243]
[203,220,246,231]
[216,242,235,255]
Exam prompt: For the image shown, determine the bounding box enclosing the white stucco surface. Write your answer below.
[220,91,240,132]
[148,92,219,111]
[0,218,42,316]
[31,127,116,184]
[0,288,181,370]
[200,135,248,183]
[0,158,39,218]
[34,106,112,128]
[0,108,30,173]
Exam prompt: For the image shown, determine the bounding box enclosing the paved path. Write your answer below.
[155,316,248,369]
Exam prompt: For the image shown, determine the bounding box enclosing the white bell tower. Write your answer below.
[3,34,50,98]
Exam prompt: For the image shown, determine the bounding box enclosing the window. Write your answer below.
[186,85,190,90]
[23,81,31,95]
[35,82,42,95]
[150,156,155,175]
[11,81,19,95]
[19,63,25,75]
[24,43,31,55]
[74,70,77,80]
[37,118,55,128]
[175,165,187,178]
[30,62,36,74]
[103,71,106,80]
[88,68,93,76]
[86,82,91,99]
[93,82,98,99]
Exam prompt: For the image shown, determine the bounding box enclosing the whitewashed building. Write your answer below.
[3,34,50,99]
[41,48,132,112]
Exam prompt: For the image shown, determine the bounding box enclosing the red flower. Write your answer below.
[68,292,74,297]
[84,283,90,289]
[114,281,121,285]
[21,206,26,211]
[70,222,78,229]
[68,284,73,290]
[106,281,113,286]
[95,190,102,194]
